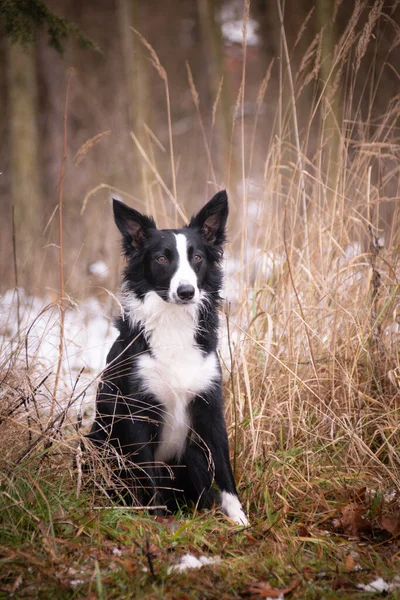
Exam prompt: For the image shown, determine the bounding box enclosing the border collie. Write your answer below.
[87,191,248,525]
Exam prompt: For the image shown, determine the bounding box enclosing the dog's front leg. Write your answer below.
[111,417,165,513]
[191,392,249,525]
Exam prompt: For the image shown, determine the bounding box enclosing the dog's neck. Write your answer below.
[121,286,200,341]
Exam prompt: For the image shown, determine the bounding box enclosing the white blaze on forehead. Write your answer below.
[169,233,199,301]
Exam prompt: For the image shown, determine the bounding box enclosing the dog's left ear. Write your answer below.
[189,190,228,245]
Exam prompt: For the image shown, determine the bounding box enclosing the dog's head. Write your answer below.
[113,191,228,305]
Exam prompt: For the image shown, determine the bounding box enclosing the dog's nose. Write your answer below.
[177,284,195,301]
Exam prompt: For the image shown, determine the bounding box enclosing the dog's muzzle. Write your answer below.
[176,283,195,302]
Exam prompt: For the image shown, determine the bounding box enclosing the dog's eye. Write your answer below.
[156,255,167,264]
[193,254,202,263]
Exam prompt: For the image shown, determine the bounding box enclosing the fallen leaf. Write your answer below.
[124,558,135,575]
[297,525,310,537]
[244,531,258,542]
[38,521,59,562]
[154,515,175,525]
[345,554,355,572]
[379,515,400,537]
[337,503,371,537]
[302,566,314,580]
[247,579,301,598]
[153,515,177,530]
[147,542,162,557]
[332,577,356,591]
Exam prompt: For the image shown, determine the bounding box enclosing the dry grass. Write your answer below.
[1,2,400,597]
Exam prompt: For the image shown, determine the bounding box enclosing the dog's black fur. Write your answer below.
[87,191,248,523]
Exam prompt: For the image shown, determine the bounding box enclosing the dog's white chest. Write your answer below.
[133,293,219,462]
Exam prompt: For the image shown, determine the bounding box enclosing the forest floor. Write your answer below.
[1,449,400,599]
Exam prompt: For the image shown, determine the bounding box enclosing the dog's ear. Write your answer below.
[189,190,228,245]
[113,199,156,249]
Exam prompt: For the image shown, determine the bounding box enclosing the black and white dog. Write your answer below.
[88,191,248,525]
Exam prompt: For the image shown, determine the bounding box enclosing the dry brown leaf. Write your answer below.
[332,577,356,591]
[154,515,175,525]
[124,558,135,575]
[244,531,258,542]
[379,515,400,537]
[303,566,314,580]
[147,542,162,557]
[297,525,310,537]
[338,503,371,537]
[247,578,301,598]
[345,554,355,572]
[38,521,59,562]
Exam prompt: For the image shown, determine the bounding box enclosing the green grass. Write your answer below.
[1,455,399,600]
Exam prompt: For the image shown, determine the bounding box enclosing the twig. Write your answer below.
[11,205,21,342]
[145,533,156,580]
[131,28,178,226]
[276,0,310,265]
[225,304,238,479]
[131,536,157,582]
[75,442,83,498]
[92,505,167,511]
[368,224,383,342]
[51,68,73,419]
[1,491,40,523]
[0,373,50,425]
[283,207,319,385]
[185,61,218,187]
[130,131,186,221]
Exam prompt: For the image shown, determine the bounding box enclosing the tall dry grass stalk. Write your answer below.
[51,69,73,419]
[131,28,180,226]
[1,1,400,517]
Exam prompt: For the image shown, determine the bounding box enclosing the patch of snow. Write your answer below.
[357,578,389,593]
[88,260,109,279]
[223,248,284,304]
[0,289,118,420]
[344,243,362,262]
[168,553,221,574]
[218,0,259,46]
[69,579,85,588]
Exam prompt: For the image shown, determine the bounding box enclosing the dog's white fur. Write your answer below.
[169,234,200,303]
[122,286,219,463]
[221,492,249,526]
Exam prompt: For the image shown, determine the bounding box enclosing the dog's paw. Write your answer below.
[221,492,249,526]
[231,509,249,526]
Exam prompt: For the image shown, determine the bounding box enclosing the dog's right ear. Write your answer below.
[113,199,156,249]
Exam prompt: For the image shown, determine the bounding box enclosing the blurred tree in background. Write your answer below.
[1,0,399,296]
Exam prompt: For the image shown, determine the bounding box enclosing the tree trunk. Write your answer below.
[7,42,42,293]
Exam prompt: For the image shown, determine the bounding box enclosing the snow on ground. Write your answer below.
[357,577,400,593]
[167,554,221,574]
[0,288,118,422]
[88,260,110,280]
[218,0,260,46]
[0,237,372,423]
